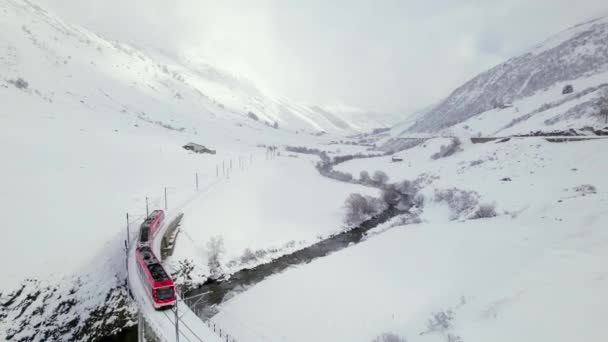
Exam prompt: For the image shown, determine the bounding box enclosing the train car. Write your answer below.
[145,209,165,238]
[135,246,176,309]
[137,210,165,247]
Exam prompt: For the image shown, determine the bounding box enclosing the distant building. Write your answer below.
[182,142,216,154]
[391,156,403,162]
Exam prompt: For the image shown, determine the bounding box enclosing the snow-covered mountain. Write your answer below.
[398,16,608,135]
[0,0,388,137]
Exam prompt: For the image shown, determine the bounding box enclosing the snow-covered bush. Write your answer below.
[425,310,453,334]
[381,184,401,206]
[330,170,354,182]
[8,77,28,89]
[573,184,597,195]
[472,203,497,219]
[239,248,257,264]
[434,188,480,220]
[372,170,389,186]
[360,170,371,184]
[372,332,407,342]
[206,236,225,279]
[447,334,463,342]
[562,84,574,94]
[247,111,259,121]
[595,88,608,122]
[469,159,484,167]
[413,193,425,208]
[344,193,387,226]
[431,138,463,160]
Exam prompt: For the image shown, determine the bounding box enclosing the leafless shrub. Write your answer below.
[239,248,257,264]
[372,332,407,342]
[8,78,28,89]
[206,236,225,279]
[472,203,497,219]
[360,170,371,184]
[372,170,389,186]
[434,188,480,220]
[382,184,401,206]
[431,138,463,160]
[413,193,425,208]
[426,310,454,334]
[328,170,354,182]
[596,88,608,123]
[573,184,597,195]
[469,159,484,167]
[247,111,259,121]
[447,334,464,342]
[344,193,387,226]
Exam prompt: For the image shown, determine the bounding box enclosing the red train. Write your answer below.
[135,245,176,309]
[138,210,165,247]
[135,209,174,309]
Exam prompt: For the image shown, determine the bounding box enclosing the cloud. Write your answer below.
[34,0,608,114]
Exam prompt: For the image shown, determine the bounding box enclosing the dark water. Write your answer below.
[184,206,403,319]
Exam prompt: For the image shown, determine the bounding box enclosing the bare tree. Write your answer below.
[206,236,225,279]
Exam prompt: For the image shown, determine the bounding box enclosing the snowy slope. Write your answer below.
[167,154,379,284]
[398,16,608,135]
[0,0,383,339]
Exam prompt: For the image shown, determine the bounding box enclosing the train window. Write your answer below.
[139,227,150,242]
[156,287,174,300]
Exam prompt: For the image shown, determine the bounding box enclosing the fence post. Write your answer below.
[124,239,128,286]
[126,213,130,245]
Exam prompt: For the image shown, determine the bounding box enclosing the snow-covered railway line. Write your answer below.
[127,180,225,342]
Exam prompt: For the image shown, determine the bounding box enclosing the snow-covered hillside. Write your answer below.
[397,16,608,136]
[3,0,608,341]
[0,0,386,339]
[212,137,608,342]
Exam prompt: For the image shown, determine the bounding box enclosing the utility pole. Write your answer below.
[164,187,168,211]
[126,213,130,245]
[216,165,219,178]
[138,310,143,342]
[222,161,225,175]
[124,239,128,281]
[145,197,149,216]
[174,302,180,342]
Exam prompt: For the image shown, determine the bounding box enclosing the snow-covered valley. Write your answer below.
[2,0,608,341]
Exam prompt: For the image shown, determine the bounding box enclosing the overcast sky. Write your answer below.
[37,0,608,114]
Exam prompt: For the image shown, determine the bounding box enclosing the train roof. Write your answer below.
[137,246,171,282]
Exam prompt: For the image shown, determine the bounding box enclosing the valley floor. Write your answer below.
[207,138,608,342]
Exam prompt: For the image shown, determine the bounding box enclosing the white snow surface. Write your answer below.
[168,154,378,281]
[212,138,608,342]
